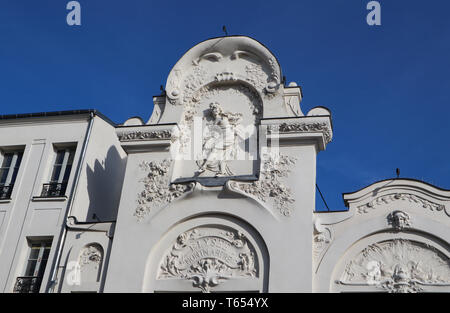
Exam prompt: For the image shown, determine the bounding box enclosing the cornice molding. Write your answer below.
[117,129,172,142]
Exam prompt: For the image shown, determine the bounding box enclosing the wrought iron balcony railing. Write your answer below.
[40,182,68,198]
[0,184,13,200]
[13,276,42,293]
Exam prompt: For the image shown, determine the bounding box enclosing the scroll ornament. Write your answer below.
[158,227,257,293]
[135,160,194,220]
[338,239,450,293]
[229,154,297,216]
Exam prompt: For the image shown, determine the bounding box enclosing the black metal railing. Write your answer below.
[13,276,42,293]
[40,182,67,198]
[0,184,13,200]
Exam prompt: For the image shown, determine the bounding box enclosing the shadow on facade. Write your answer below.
[85,145,126,223]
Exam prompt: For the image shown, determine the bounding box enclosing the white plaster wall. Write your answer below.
[70,116,127,223]
[104,136,319,292]
[0,116,90,292]
[57,227,112,293]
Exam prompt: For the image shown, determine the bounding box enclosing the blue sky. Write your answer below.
[1,1,449,211]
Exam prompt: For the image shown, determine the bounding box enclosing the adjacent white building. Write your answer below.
[0,36,449,293]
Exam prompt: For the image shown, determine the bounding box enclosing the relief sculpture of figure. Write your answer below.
[197,102,243,177]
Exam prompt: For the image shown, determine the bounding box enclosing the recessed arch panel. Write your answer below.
[143,214,269,293]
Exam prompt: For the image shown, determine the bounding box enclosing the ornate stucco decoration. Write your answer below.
[79,245,103,269]
[232,50,279,96]
[357,193,446,215]
[245,63,266,91]
[181,64,209,106]
[172,83,262,161]
[165,37,283,109]
[215,71,236,82]
[337,239,450,293]
[170,124,191,155]
[166,68,183,104]
[158,227,257,293]
[196,102,243,177]
[186,52,277,97]
[387,210,411,230]
[135,160,194,220]
[265,57,280,95]
[313,219,333,265]
[284,95,302,116]
[268,122,332,144]
[228,154,297,216]
[182,84,262,125]
[117,130,172,142]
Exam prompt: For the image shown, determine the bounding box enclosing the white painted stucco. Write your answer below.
[0,36,448,293]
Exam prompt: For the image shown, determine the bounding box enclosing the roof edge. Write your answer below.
[342,177,450,207]
[0,109,116,126]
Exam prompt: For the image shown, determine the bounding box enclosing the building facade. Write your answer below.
[0,36,449,293]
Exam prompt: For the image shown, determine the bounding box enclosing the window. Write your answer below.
[13,239,52,293]
[41,147,75,197]
[0,151,23,199]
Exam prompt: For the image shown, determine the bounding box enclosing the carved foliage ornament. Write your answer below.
[135,160,194,220]
[167,47,280,106]
[182,64,209,106]
[182,84,262,125]
[117,130,172,142]
[229,154,297,216]
[337,239,450,293]
[357,193,446,215]
[313,219,333,261]
[79,244,102,269]
[158,227,257,293]
[245,63,266,91]
[268,122,332,144]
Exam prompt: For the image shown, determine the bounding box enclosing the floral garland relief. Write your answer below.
[338,239,450,293]
[158,227,257,293]
[135,160,193,220]
[229,154,297,216]
[357,193,446,215]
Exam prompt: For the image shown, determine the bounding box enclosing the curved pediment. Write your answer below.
[343,178,450,217]
[165,36,282,105]
[146,36,304,126]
